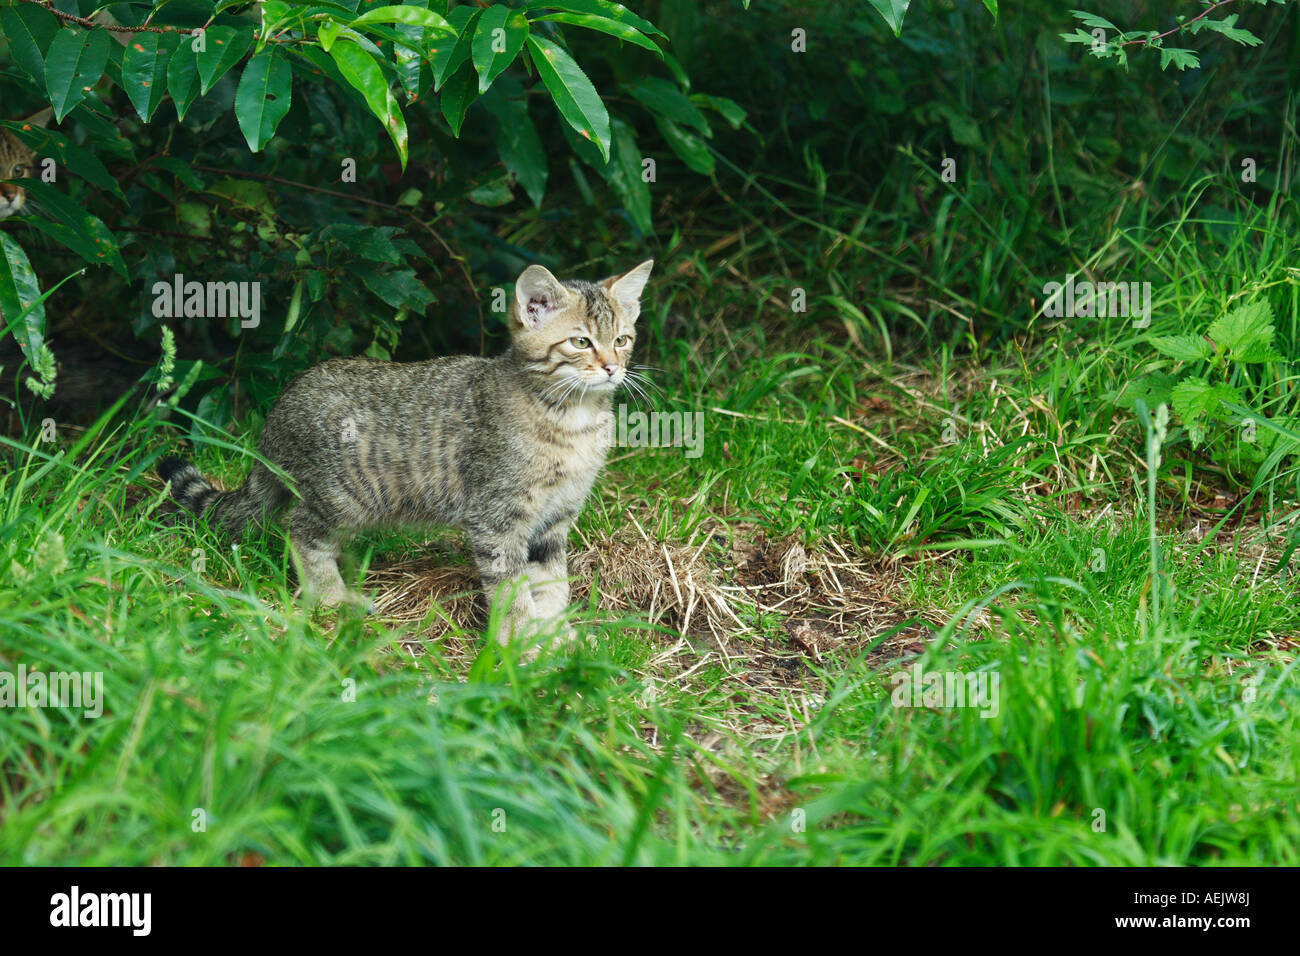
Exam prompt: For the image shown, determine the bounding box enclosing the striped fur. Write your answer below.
[0,109,51,220]
[161,260,653,644]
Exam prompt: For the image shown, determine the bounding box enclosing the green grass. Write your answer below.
[5,0,1300,864]
[3,281,1299,864]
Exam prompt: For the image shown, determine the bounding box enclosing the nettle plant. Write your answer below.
[0,0,745,427]
[1124,300,1294,478]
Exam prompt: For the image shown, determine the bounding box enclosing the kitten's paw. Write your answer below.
[312,586,373,614]
[549,624,595,653]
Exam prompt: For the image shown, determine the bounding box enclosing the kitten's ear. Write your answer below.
[514,264,569,329]
[604,259,654,321]
[23,108,53,129]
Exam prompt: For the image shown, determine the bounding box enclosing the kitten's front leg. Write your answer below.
[472,538,540,646]
[526,523,571,619]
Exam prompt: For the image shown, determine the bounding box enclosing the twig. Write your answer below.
[1118,0,1241,48]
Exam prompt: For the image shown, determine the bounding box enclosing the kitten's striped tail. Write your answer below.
[159,456,288,536]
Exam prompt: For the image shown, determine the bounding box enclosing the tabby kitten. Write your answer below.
[0,109,51,219]
[161,260,653,645]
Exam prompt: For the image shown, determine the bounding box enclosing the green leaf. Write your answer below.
[531,13,662,57]
[606,117,652,233]
[981,0,997,16]
[16,180,126,277]
[1208,301,1281,363]
[526,0,664,38]
[468,175,514,207]
[431,6,481,91]
[527,34,610,162]
[167,45,203,120]
[123,32,180,122]
[439,62,478,136]
[654,115,713,174]
[44,28,112,122]
[1112,372,1176,411]
[350,5,454,32]
[328,38,409,168]
[1068,9,1119,33]
[356,267,435,313]
[1158,47,1199,72]
[1189,14,1260,47]
[319,224,403,263]
[623,77,709,134]
[868,0,912,37]
[1,121,125,205]
[0,234,46,359]
[1171,377,1241,448]
[472,6,529,93]
[196,25,255,95]
[1147,335,1212,362]
[0,3,60,86]
[691,93,746,129]
[318,19,342,52]
[391,21,426,101]
[235,50,293,152]
[491,93,548,206]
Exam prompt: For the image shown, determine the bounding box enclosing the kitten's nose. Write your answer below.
[603,363,619,377]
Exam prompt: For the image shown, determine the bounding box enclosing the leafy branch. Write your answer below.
[1062,0,1286,71]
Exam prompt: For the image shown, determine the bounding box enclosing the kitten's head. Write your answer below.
[0,108,51,220]
[511,260,653,398]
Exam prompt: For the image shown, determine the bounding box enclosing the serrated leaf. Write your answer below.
[0,234,46,359]
[235,49,294,152]
[357,267,434,313]
[319,224,403,263]
[44,28,112,122]
[1190,14,1261,47]
[1069,9,1119,32]
[1208,300,1271,350]
[1171,377,1242,448]
[472,6,529,93]
[123,32,180,122]
[1159,47,1199,72]
[196,25,255,95]
[1148,334,1212,362]
[526,34,610,162]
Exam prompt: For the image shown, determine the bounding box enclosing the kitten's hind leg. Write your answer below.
[288,505,355,608]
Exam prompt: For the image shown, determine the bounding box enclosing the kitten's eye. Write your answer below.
[570,336,591,349]
[614,335,631,347]
[11,165,27,178]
